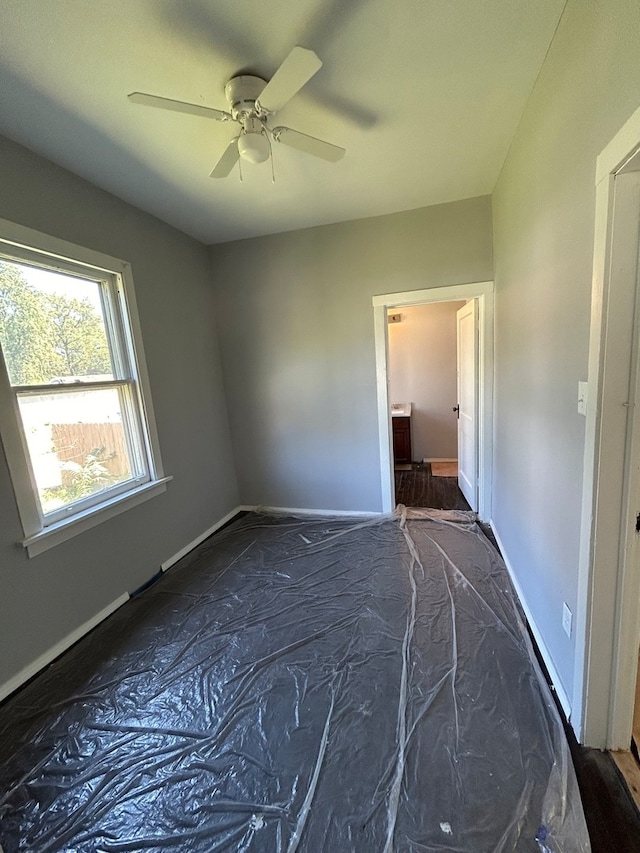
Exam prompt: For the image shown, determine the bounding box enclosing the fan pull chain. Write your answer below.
[269,136,276,184]
[238,156,244,183]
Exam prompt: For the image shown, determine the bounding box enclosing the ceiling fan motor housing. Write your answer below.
[225,75,268,118]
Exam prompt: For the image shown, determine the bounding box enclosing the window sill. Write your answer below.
[21,476,173,558]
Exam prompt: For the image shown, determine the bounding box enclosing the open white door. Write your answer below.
[456,301,478,510]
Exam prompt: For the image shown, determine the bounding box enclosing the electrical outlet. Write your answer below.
[562,602,572,638]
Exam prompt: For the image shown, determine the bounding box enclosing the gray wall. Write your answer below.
[388,302,465,461]
[210,196,493,511]
[492,0,640,705]
[0,135,239,688]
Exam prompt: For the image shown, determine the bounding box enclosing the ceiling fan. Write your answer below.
[128,46,345,179]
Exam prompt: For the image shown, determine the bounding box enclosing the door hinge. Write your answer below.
[636,512,640,533]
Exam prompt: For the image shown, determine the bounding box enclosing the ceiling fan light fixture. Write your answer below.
[238,131,270,165]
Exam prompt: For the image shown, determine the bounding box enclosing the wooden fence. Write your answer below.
[50,422,129,483]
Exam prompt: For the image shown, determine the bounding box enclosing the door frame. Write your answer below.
[372,281,494,519]
[575,103,640,748]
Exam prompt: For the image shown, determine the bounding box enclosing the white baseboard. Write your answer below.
[0,592,129,703]
[161,504,383,576]
[0,505,378,703]
[490,520,572,719]
[161,506,245,572]
[1,507,248,701]
[245,505,384,519]
[422,457,457,463]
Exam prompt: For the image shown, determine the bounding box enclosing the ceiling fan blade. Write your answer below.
[210,139,240,178]
[128,92,232,122]
[272,126,345,162]
[256,47,322,114]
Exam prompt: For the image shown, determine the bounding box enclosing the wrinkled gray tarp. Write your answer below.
[0,509,590,852]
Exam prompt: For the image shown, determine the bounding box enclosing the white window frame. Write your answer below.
[0,218,170,557]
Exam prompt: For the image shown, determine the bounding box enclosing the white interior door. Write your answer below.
[456,301,478,510]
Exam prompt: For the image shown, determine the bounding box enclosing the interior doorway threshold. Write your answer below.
[611,750,640,812]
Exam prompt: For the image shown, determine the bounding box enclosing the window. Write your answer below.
[0,220,169,556]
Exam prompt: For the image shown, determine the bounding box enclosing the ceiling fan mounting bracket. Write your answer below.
[224,75,267,120]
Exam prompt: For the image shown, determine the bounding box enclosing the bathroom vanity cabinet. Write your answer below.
[392,416,412,464]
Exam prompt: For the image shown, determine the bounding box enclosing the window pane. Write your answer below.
[17,388,139,515]
[0,260,114,386]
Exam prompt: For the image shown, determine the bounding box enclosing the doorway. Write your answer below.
[387,300,469,511]
[372,281,494,519]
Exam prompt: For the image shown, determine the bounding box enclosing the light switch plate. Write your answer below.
[562,602,573,638]
[577,381,588,416]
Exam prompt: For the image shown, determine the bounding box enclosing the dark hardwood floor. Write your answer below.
[394,462,471,510]
[532,639,640,852]
[569,735,640,851]
[395,461,640,852]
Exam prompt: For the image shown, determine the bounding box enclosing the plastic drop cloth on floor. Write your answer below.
[0,509,590,852]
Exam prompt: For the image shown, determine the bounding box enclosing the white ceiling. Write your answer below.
[0,0,566,245]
